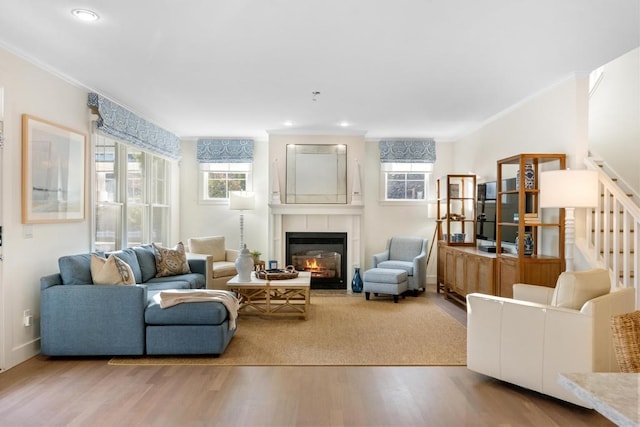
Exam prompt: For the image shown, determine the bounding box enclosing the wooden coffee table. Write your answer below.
[227,271,311,319]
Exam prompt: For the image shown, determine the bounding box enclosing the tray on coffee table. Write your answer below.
[255,268,299,280]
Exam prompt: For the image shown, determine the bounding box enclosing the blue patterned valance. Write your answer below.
[197,139,254,163]
[379,139,436,163]
[88,93,181,160]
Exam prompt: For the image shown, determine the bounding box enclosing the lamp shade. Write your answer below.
[539,170,598,208]
[229,191,255,210]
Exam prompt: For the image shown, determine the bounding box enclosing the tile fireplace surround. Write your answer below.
[269,204,364,291]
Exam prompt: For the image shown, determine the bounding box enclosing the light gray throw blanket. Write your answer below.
[156,289,240,330]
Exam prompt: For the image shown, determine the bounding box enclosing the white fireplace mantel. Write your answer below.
[269,203,364,216]
[269,203,364,290]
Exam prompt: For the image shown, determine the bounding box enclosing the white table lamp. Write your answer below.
[539,169,598,272]
[229,191,255,249]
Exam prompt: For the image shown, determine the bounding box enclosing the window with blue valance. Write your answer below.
[378,139,436,163]
[196,139,254,163]
[88,93,181,160]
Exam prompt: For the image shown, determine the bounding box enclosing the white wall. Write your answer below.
[267,133,365,258]
[0,49,92,370]
[452,75,590,176]
[0,48,184,371]
[268,133,366,208]
[178,138,270,254]
[362,140,453,283]
[451,75,591,262]
[589,47,640,193]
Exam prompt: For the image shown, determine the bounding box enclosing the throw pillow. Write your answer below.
[90,254,135,285]
[153,242,191,277]
[188,236,226,261]
[551,268,611,310]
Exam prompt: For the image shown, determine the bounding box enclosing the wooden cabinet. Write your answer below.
[436,174,477,247]
[496,255,563,298]
[466,251,495,295]
[437,242,496,305]
[496,153,566,297]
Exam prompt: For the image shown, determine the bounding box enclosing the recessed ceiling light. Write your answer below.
[339,121,350,127]
[283,121,293,127]
[71,9,99,22]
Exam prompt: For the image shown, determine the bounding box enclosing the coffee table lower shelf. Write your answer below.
[227,271,311,320]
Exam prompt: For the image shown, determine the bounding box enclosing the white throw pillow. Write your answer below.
[188,236,226,261]
[551,268,611,310]
[91,254,135,285]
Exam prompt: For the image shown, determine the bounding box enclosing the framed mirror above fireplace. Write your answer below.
[286,144,347,204]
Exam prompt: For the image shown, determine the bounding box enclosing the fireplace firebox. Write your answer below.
[285,232,347,289]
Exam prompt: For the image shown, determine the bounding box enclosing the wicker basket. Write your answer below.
[611,310,640,373]
[256,268,299,280]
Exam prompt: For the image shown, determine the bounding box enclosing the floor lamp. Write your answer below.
[539,169,598,272]
[229,191,255,249]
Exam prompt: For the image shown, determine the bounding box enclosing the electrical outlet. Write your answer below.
[23,225,33,239]
[23,309,32,327]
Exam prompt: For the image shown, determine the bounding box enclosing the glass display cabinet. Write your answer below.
[495,153,566,297]
[436,174,477,247]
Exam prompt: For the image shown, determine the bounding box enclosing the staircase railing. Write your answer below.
[584,157,639,309]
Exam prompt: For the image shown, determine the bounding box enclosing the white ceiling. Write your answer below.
[0,1,638,140]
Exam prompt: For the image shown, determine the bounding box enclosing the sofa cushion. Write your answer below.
[132,244,157,283]
[108,248,143,284]
[364,267,408,284]
[90,254,136,285]
[145,292,229,325]
[212,261,237,278]
[551,269,611,310]
[144,278,192,291]
[146,272,204,289]
[59,253,99,285]
[376,260,414,276]
[188,236,226,262]
[153,242,191,277]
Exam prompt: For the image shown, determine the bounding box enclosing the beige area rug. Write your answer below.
[110,294,467,366]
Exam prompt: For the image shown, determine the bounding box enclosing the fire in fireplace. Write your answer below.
[286,232,347,289]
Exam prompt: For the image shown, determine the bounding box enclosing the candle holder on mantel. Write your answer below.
[271,158,282,204]
[351,159,363,205]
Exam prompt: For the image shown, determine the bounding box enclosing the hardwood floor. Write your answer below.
[0,290,613,426]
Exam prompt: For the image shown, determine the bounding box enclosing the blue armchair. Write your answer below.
[372,236,428,295]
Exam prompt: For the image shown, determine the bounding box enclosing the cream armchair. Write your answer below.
[186,236,238,289]
[466,269,636,408]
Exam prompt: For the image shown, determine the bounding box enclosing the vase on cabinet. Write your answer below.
[516,164,535,189]
[351,267,363,293]
[515,232,534,256]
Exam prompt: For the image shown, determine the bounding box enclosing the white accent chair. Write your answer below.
[186,236,239,289]
[372,236,428,295]
[466,269,636,407]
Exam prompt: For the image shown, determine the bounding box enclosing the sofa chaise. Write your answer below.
[40,243,236,356]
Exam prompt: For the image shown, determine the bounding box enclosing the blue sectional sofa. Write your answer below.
[40,244,236,356]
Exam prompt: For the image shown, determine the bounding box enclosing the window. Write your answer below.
[381,162,432,201]
[200,162,252,203]
[94,135,171,251]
